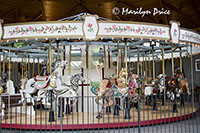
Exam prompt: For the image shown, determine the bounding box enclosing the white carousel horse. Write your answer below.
[20,60,85,107]
[19,60,68,103]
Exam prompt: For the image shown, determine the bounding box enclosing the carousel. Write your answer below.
[0,13,199,130]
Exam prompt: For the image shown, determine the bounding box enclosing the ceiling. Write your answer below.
[0,0,200,32]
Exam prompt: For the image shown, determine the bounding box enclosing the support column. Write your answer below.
[37,58,40,75]
[22,53,24,79]
[103,45,107,78]
[171,42,174,76]
[162,45,165,105]
[125,39,128,84]
[28,56,30,78]
[32,59,35,77]
[142,56,145,78]
[148,55,151,78]
[152,47,155,80]
[190,45,194,108]
[25,56,27,78]
[68,46,72,75]
[180,48,182,72]
[3,49,5,73]
[124,39,130,119]
[145,53,147,81]
[0,54,1,75]
[8,45,11,119]
[49,40,52,74]
[117,40,119,76]
[56,41,60,60]
[137,48,140,75]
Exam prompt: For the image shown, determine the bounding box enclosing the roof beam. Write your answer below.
[163,2,199,26]
[63,4,79,18]
[38,0,46,21]
[159,0,168,25]
[120,1,158,23]
[32,13,43,21]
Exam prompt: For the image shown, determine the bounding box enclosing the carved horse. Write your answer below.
[160,68,190,101]
[91,65,129,119]
[20,60,85,106]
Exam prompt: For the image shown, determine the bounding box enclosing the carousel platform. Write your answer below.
[0,102,198,130]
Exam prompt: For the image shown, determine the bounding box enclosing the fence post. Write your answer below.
[138,89,141,133]
[60,97,63,132]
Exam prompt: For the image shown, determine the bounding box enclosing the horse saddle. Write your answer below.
[34,75,49,89]
[34,75,48,81]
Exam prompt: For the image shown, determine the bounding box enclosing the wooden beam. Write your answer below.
[187,0,200,21]
[120,1,158,23]
[38,0,46,21]
[81,4,92,14]
[32,13,43,21]
[160,0,168,25]
[0,8,16,18]
[63,4,79,18]
[163,3,199,26]
[16,8,19,22]
[115,15,123,21]
[0,1,37,19]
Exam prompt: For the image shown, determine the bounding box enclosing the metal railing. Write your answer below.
[0,92,199,132]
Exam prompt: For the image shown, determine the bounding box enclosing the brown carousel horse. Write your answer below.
[92,65,128,119]
[166,68,190,100]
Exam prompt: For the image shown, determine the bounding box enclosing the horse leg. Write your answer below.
[96,100,107,119]
[185,82,191,95]
[19,90,25,103]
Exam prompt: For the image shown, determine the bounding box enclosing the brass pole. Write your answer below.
[142,56,145,78]
[103,45,107,78]
[57,42,59,60]
[125,39,128,84]
[0,54,1,76]
[137,48,140,75]
[25,56,27,78]
[37,58,40,75]
[28,56,30,78]
[162,46,165,105]
[117,40,119,76]
[145,53,147,81]
[190,45,194,108]
[22,53,24,79]
[180,48,182,73]
[32,59,35,77]
[49,40,52,74]
[152,47,155,80]
[7,46,11,118]
[3,49,5,73]
[68,45,72,75]
[148,55,151,77]
[88,42,92,96]
[171,42,174,76]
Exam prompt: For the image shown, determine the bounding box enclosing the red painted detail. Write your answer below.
[1,110,198,130]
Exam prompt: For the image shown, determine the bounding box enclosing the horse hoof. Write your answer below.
[96,114,102,119]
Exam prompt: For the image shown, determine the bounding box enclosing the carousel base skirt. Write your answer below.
[1,103,198,130]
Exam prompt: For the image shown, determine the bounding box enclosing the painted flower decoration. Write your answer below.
[87,23,94,32]
[173,29,177,36]
[104,25,166,35]
[8,24,78,36]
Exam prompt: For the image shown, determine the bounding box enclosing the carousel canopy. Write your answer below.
[0,0,199,33]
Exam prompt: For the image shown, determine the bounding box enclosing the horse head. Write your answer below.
[75,74,85,83]
[119,68,126,78]
[55,60,68,69]
[20,78,28,90]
